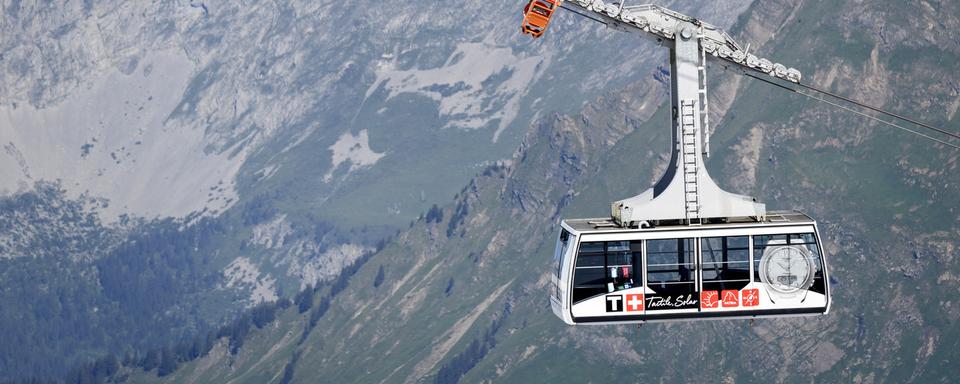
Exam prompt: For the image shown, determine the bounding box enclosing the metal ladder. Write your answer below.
[680,99,701,225]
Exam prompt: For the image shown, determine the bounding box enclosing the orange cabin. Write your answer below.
[521,0,560,38]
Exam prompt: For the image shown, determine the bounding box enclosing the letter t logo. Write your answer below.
[606,295,623,312]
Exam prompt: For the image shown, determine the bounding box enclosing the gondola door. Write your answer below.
[569,239,647,322]
[643,238,700,316]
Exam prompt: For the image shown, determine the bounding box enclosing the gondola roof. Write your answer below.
[564,211,816,234]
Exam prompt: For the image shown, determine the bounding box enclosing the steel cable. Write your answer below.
[741,71,960,150]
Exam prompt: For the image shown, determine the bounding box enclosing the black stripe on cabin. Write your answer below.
[572,307,827,323]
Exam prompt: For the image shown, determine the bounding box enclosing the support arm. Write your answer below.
[563,1,802,83]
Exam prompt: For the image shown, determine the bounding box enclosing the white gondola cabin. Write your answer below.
[550,212,831,324]
[525,2,835,324]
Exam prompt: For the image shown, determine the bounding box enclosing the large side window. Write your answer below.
[573,242,606,303]
[606,241,640,293]
[646,238,696,297]
[701,236,750,292]
[753,233,826,295]
[572,240,642,304]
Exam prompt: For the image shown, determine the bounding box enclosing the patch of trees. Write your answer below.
[444,277,455,296]
[425,204,444,224]
[296,283,316,314]
[373,265,385,288]
[0,185,233,382]
[279,350,300,384]
[434,306,508,384]
[299,246,380,345]
[3,182,395,383]
[446,199,468,238]
[63,298,292,382]
[480,162,507,178]
[240,192,279,226]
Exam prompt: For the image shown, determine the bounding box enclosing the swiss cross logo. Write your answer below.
[721,290,739,307]
[701,291,719,309]
[605,295,623,312]
[742,288,760,307]
[625,294,644,312]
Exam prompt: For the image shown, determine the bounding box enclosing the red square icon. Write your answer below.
[625,294,644,312]
[742,288,760,307]
[721,290,739,307]
[701,290,719,309]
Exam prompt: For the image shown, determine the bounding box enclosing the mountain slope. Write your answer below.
[0,1,755,381]
[8,0,960,382]
[133,0,960,382]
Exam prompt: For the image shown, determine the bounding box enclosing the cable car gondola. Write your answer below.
[520,0,560,38]
[550,213,830,324]
[522,2,835,324]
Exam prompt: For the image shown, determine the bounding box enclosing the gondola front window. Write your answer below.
[754,233,826,294]
[553,229,572,300]
[554,229,571,279]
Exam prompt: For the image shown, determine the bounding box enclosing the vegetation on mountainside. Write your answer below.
[119,1,960,383]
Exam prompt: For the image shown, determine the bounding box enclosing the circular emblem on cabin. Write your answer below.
[759,245,815,294]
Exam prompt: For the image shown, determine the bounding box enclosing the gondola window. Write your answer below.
[646,238,696,297]
[572,240,642,304]
[553,229,572,299]
[573,242,606,303]
[754,233,826,294]
[701,236,750,291]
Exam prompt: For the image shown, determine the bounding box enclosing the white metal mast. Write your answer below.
[560,1,803,227]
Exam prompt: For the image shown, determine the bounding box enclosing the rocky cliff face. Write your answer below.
[128,0,960,382]
[0,0,753,381]
[0,0,750,224]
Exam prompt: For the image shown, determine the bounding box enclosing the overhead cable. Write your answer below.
[554,5,959,150]
[560,4,609,25]
[741,71,960,150]
[794,81,960,142]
